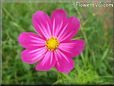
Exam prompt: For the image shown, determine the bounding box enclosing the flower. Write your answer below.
[18,9,85,73]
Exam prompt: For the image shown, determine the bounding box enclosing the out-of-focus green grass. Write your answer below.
[2,2,113,85]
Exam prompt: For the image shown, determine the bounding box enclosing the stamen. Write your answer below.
[46,37,59,51]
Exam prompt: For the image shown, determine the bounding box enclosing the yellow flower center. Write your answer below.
[46,37,59,51]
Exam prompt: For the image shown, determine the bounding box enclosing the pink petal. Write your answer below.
[58,40,85,58]
[58,17,80,42]
[51,9,67,18]
[32,11,52,39]
[21,47,47,64]
[51,9,67,37]
[54,49,74,74]
[35,51,56,71]
[18,32,45,49]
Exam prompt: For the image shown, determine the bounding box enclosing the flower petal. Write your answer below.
[18,32,45,49]
[51,9,67,37]
[58,17,80,42]
[54,49,74,74]
[58,40,85,58]
[51,9,67,18]
[21,47,47,64]
[32,11,52,39]
[35,51,56,71]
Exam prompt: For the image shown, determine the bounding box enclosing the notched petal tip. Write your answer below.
[55,50,74,74]
[75,39,86,56]
[51,9,67,18]
[21,50,34,64]
[69,16,81,30]
[32,10,46,25]
[32,10,45,17]
[79,39,86,49]
[18,32,27,46]
[35,51,56,71]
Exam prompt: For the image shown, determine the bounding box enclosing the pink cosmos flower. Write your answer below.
[18,9,85,73]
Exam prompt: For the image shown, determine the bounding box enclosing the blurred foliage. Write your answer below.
[2,1,114,85]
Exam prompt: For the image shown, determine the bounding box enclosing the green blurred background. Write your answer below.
[2,1,114,85]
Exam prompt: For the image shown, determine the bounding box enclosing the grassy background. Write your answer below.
[2,1,114,85]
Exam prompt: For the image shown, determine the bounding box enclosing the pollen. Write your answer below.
[46,37,59,51]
